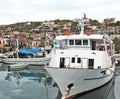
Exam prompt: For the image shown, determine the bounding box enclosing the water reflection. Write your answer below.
[0,64,60,99]
[0,63,116,99]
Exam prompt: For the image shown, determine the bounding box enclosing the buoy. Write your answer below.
[105,70,111,75]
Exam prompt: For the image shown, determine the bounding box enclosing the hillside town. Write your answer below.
[0,17,120,53]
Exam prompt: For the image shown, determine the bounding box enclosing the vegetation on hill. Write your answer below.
[0,19,120,52]
[113,37,120,53]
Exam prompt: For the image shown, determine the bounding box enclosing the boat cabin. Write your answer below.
[54,34,113,52]
[50,34,114,69]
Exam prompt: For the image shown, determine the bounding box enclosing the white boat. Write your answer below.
[44,15,116,99]
[2,48,52,65]
[2,48,51,65]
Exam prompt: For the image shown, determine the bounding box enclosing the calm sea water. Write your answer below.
[0,63,119,99]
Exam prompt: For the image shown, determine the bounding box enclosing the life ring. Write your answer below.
[85,29,93,35]
[62,29,71,35]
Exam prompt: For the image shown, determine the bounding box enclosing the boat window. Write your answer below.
[77,58,81,63]
[107,44,112,50]
[96,40,105,51]
[106,44,112,55]
[75,40,81,45]
[83,40,88,45]
[107,45,111,50]
[88,59,94,69]
[69,40,74,45]
[100,46,105,51]
[71,57,75,63]
[54,41,60,48]
[91,40,96,50]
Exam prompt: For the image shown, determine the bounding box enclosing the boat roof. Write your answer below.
[56,34,112,42]
[19,48,41,54]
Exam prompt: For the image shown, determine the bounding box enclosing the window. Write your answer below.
[91,40,96,50]
[75,40,81,45]
[107,45,111,50]
[88,59,94,69]
[69,40,74,45]
[83,40,88,45]
[77,58,81,63]
[71,57,75,63]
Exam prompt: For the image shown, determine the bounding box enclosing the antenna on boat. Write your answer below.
[74,13,88,35]
[80,13,89,35]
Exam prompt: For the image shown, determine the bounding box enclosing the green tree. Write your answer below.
[89,19,100,26]
[113,37,120,53]
[116,21,120,26]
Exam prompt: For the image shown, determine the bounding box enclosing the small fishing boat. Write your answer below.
[2,48,52,65]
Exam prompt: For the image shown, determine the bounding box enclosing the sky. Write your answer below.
[0,0,120,25]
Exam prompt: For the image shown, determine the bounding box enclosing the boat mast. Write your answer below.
[75,13,88,35]
[80,13,88,35]
[16,38,19,58]
[79,19,84,35]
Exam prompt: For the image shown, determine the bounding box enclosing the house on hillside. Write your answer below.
[63,22,72,29]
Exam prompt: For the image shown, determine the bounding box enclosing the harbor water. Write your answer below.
[0,63,119,99]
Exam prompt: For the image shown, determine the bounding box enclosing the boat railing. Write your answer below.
[54,41,113,56]
[55,44,91,50]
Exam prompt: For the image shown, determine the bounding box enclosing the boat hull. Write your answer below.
[45,66,115,98]
[2,57,51,65]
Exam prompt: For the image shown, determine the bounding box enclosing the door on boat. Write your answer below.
[60,58,65,68]
[88,59,94,69]
[64,57,70,68]
[82,58,88,68]
[60,57,70,68]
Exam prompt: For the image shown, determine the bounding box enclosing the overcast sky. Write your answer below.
[0,0,119,25]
